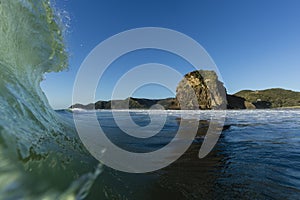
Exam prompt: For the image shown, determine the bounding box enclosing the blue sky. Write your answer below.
[41,0,300,109]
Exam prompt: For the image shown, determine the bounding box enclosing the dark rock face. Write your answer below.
[176,70,227,110]
[226,94,256,109]
[253,101,272,109]
[226,95,246,109]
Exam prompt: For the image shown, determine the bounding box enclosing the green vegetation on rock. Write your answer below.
[235,88,300,108]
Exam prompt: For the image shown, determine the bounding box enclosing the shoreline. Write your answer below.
[64,107,300,112]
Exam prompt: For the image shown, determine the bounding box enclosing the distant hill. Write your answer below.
[70,97,179,110]
[70,88,300,110]
[234,88,300,108]
[69,70,300,110]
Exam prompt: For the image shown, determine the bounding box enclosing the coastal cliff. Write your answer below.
[70,71,300,110]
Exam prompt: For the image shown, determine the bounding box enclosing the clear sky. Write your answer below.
[41,0,300,109]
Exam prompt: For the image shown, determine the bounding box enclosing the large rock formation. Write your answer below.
[176,70,227,110]
[70,70,300,110]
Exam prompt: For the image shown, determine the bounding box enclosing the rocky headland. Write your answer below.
[70,70,300,110]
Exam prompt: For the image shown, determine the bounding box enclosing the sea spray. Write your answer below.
[0,1,100,199]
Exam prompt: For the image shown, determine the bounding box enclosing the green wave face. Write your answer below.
[0,0,67,74]
[0,1,99,199]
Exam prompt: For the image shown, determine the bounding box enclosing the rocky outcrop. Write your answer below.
[70,70,300,110]
[226,94,255,109]
[71,70,228,110]
[176,70,227,110]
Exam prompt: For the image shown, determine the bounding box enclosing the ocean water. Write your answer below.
[62,109,300,200]
[4,107,300,199]
[1,1,300,199]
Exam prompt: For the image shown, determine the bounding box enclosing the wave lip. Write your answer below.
[0,1,101,199]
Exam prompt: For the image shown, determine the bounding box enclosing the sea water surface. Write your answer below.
[57,109,300,200]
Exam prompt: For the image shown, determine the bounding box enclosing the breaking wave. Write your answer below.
[0,1,100,199]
